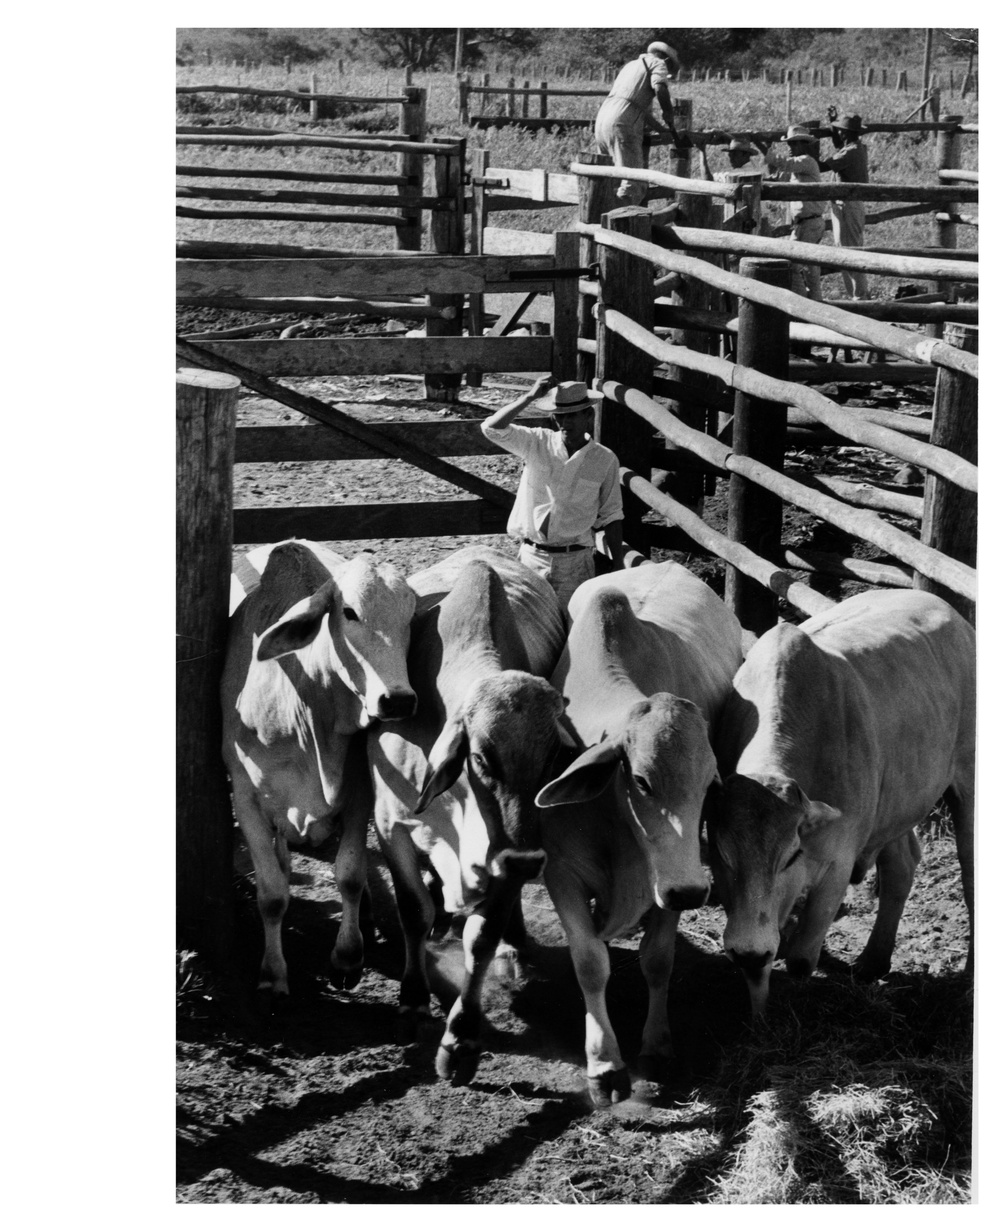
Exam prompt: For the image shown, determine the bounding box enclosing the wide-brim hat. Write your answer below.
[784,124,814,143]
[728,138,755,154]
[832,114,864,133]
[534,380,603,414]
[647,41,679,67]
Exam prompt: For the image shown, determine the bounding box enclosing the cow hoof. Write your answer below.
[329,964,363,992]
[852,955,889,983]
[493,944,529,984]
[587,1067,631,1109]
[254,985,290,1016]
[436,1039,482,1085]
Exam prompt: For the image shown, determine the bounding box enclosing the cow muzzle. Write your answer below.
[663,882,710,912]
[727,947,774,972]
[374,688,418,722]
[489,848,547,882]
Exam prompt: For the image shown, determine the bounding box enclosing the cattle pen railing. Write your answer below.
[570,199,976,637]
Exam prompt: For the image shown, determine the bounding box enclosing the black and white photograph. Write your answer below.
[174,16,981,1205]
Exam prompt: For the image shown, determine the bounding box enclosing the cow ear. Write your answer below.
[415,720,468,813]
[255,580,337,661]
[535,740,620,807]
[799,798,842,834]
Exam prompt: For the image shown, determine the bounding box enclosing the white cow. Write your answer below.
[368,546,569,1084]
[708,589,975,1018]
[221,540,417,997]
[536,563,744,1106]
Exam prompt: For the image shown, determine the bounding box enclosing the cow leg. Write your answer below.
[330,740,374,991]
[236,793,291,997]
[379,823,435,1042]
[547,873,629,1107]
[783,862,853,981]
[436,879,519,1086]
[494,889,529,982]
[637,907,680,1085]
[945,778,975,974]
[854,830,921,982]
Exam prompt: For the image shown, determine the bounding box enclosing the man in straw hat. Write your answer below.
[765,123,825,299]
[482,376,626,606]
[594,40,684,205]
[819,113,869,299]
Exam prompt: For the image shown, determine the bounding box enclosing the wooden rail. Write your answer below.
[581,225,978,377]
[177,83,408,104]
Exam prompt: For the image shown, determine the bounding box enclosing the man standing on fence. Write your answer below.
[819,112,869,300]
[594,41,685,205]
[481,377,626,608]
[765,124,825,299]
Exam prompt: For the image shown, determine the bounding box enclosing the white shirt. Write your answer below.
[482,422,623,547]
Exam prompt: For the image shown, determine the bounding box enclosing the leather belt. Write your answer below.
[523,539,587,554]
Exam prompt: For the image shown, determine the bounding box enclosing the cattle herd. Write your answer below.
[221,541,975,1109]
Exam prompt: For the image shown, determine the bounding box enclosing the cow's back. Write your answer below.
[409,545,567,678]
[557,562,743,738]
[721,590,974,828]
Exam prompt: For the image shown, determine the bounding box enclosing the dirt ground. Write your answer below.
[176,345,970,1203]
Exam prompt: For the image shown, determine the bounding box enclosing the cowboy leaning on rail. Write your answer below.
[482,377,626,609]
[594,41,684,206]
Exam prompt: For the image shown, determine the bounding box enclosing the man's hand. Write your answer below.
[529,374,557,399]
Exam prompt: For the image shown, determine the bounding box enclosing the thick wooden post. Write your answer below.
[309,73,319,122]
[465,148,490,388]
[425,141,465,401]
[522,80,530,119]
[666,99,693,178]
[457,74,470,125]
[576,152,616,384]
[551,229,580,381]
[539,81,548,119]
[396,87,427,252]
[930,115,963,337]
[595,207,655,554]
[176,369,238,963]
[506,77,516,117]
[725,259,791,635]
[915,323,977,623]
[921,28,934,120]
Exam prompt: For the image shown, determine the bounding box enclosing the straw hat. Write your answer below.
[534,381,602,414]
[784,124,814,143]
[647,41,679,66]
[832,113,864,134]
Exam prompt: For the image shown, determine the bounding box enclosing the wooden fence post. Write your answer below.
[596,207,655,555]
[465,147,490,387]
[425,140,465,401]
[552,230,580,381]
[667,99,693,178]
[522,79,531,119]
[930,115,963,338]
[457,74,471,125]
[176,369,238,963]
[914,322,977,623]
[897,70,908,92]
[506,77,516,117]
[576,153,616,384]
[539,81,548,119]
[725,258,791,635]
[309,73,319,122]
[396,87,426,252]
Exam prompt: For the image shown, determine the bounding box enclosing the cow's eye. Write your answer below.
[342,607,359,622]
[632,774,652,796]
[783,848,803,871]
[472,751,492,777]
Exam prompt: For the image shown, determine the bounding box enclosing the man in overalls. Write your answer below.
[595,41,683,205]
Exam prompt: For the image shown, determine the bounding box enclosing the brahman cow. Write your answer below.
[222,540,417,997]
[367,546,568,1083]
[535,563,743,1106]
[707,589,975,1019]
